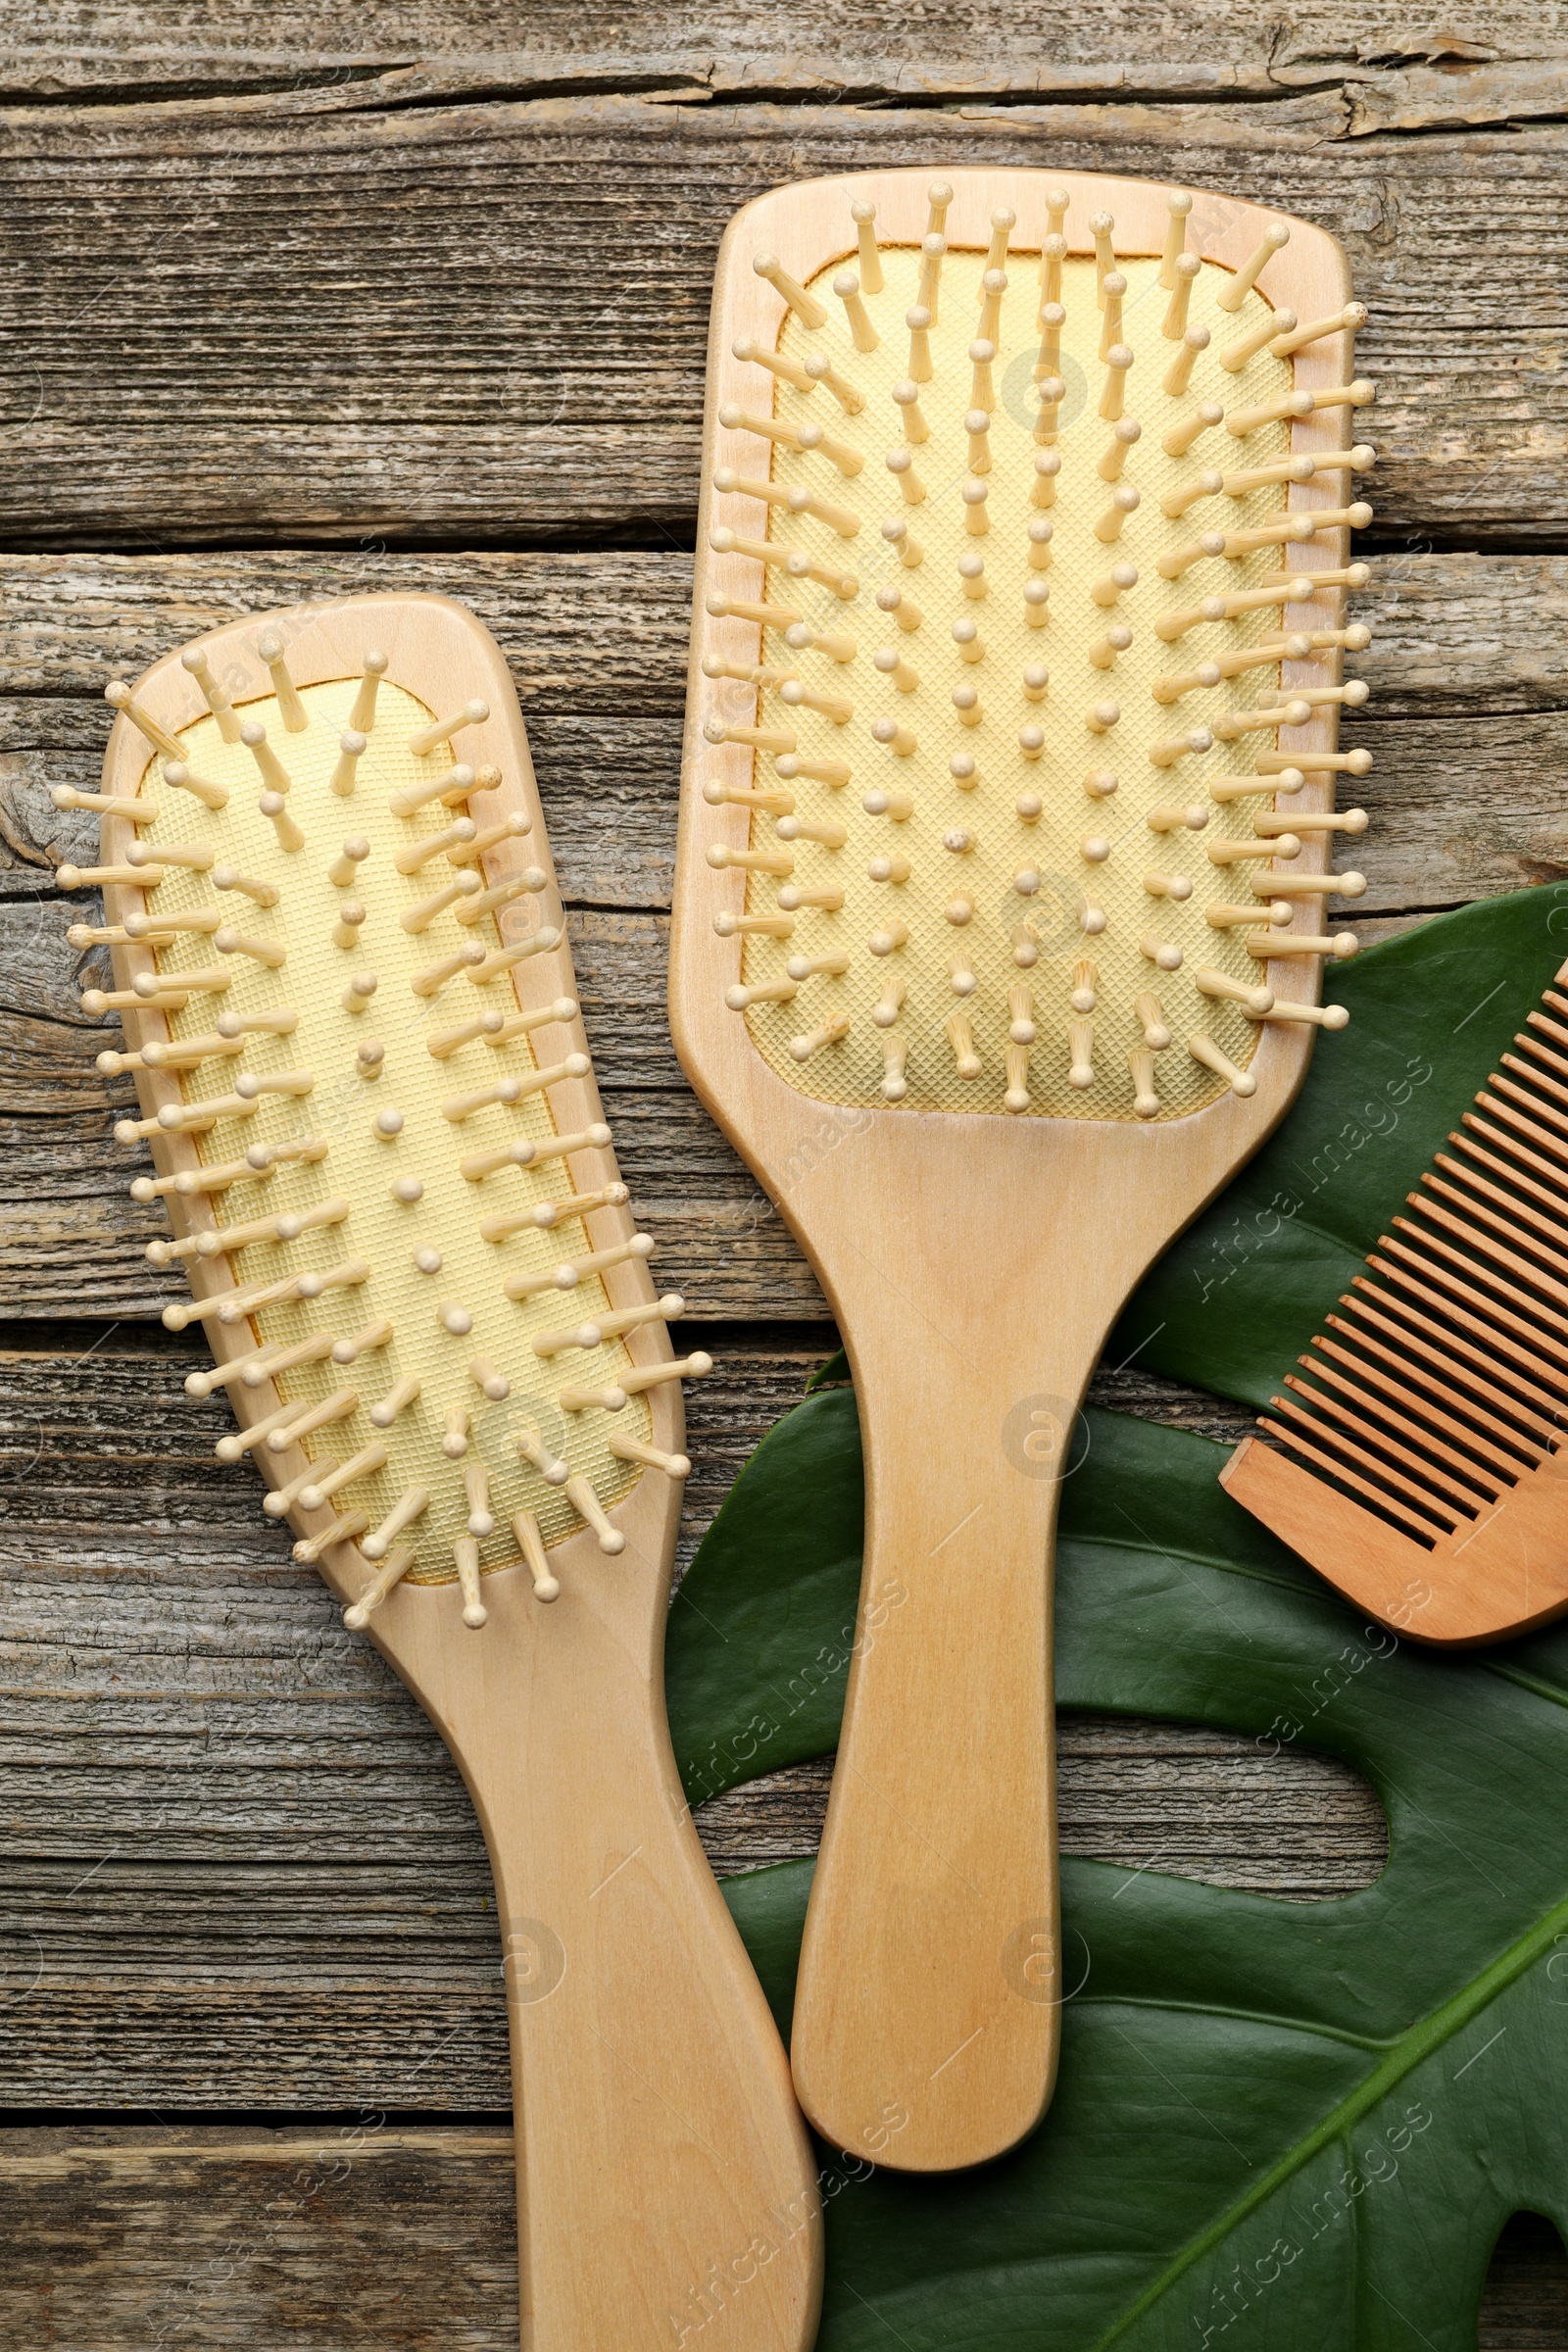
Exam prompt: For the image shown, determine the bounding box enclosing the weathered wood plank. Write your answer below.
[0,1329,1391,2107]
[1,548,1560,1320]
[0,2121,1554,2351]
[6,1,1568,116]
[0,97,1564,544]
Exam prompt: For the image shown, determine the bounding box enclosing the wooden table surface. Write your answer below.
[3,7,1567,2341]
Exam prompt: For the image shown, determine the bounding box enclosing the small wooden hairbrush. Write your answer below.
[672,168,1373,2170]
[1224,955,1568,1647]
[63,594,821,2349]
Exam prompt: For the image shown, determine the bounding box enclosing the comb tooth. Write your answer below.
[1258,1411,1452,1542]
[1270,1392,1466,1530]
[1269,1383,1466,1533]
[388,761,477,818]
[264,1457,335,1518]
[1506,1040,1568,1105]
[1408,1185,1568,1302]
[1212,771,1306,808]
[1213,699,1310,742]
[808,343,869,407]
[330,730,368,796]
[1212,898,1288,926]
[1343,1281,1567,1434]
[180,646,241,743]
[465,929,563,986]
[1255,808,1367,839]
[1162,400,1224,459]
[1457,1110,1568,1208]
[360,1485,430,1561]
[1196,966,1273,1015]
[1375,1233,1568,1375]
[833,270,879,353]
[1099,271,1126,357]
[1312,1328,1538,1478]
[1427,1152,1568,1274]
[1480,1079,1568,1159]
[330,1319,393,1367]
[216,926,289,970]
[1288,1360,1503,1506]
[1278,1376,1479,1517]
[347,649,388,732]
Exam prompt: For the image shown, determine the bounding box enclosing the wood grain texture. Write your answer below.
[0,2122,1556,2352]
[0,96,1564,546]
[0,0,1563,2328]
[3,550,1566,1322]
[6,1,1567,114]
[0,1329,1396,2112]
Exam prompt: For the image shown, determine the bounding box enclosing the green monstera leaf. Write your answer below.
[1110,879,1568,1408]
[665,886,1568,2347]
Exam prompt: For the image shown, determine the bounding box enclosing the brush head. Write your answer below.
[691,176,1372,1124]
[1222,964,1568,1645]
[85,603,699,1626]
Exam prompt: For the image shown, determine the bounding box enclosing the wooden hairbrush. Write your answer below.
[63,595,821,2349]
[671,168,1373,2170]
[1223,955,1568,1647]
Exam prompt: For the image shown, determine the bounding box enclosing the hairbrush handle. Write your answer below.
[788,1311,1072,2173]
[374,1544,823,2349]
[778,1113,1238,2173]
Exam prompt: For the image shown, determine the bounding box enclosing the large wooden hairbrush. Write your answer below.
[671,168,1372,2170]
[64,594,821,2349]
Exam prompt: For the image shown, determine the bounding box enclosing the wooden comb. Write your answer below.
[670,167,1372,2170]
[64,595,821,2349]
[1223,956,1568,1647]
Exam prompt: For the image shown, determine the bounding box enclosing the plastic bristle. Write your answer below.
[706,203,1370,1119]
